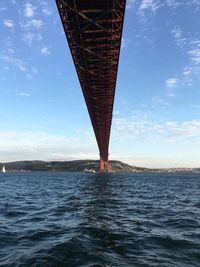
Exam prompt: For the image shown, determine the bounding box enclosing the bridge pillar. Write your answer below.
[99,155,109,172]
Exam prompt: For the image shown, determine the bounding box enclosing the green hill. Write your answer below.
[0,160,149,172]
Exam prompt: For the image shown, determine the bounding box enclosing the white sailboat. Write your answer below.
[2,165,6,173]
[84,168,96,173]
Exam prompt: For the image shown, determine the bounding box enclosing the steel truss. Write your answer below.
[56,0,126,171]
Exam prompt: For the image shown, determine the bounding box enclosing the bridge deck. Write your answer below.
[56,0,126,170]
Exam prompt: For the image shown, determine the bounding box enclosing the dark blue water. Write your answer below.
[0,172,199,267]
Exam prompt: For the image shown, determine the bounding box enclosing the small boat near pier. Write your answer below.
[84,168,96,173]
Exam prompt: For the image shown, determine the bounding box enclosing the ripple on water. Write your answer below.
[0,172,199,267]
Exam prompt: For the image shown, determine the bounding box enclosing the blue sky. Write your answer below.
[1,0,200,168]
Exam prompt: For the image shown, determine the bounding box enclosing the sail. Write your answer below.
[2,165,6,173]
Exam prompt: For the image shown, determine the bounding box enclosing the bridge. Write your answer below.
[56,0,126,171]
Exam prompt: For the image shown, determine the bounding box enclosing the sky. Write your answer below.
[1,0,200,168]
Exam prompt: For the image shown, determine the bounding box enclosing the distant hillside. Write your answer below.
[1,160,199,172]
[0,160,149,172]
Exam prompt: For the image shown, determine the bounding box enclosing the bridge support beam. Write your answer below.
[56,0,126,166]
[99,156,109,172]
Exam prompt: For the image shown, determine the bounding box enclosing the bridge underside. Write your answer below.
[56,0,126,171]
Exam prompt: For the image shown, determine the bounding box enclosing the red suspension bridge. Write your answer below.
[56,0,126,171]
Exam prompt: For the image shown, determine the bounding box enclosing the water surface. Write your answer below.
[0,172,199,266]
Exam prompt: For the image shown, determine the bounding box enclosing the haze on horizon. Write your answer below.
[1,0,200,168]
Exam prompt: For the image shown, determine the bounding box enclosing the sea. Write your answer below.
[0,172,199,267]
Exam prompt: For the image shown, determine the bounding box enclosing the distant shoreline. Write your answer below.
[0,160,199,173]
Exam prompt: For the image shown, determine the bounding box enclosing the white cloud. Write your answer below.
[171,27,187,49]
[20,18,43,45]
[188,0,200,10]
[23,32,42,44]
[121,37,125,49]
[170,28,200,87]
[112,111,200,144]
[0,130,96,162]
[42,8,52,16]
[3,20,14,28]
[22,32,34,44]
[30,19,43,28]
[41,46,51,55]
[152,96,169,107]
[140,0,153,10]
[126,0,135,9]
[181,66,193,86]
[1,54,26,72]
[0,131,77,148]
[188,48,200,65]
[32,68,38,74]
[24,3,35,17]
[167,0,181,8]
[21,19,43,29]
[121,38,131,49]
[26,74,33,80]
[182,66,192,76]
[139,0,162,14]
[38,0,52,15]
[17,92,31,97]
[165,78,179,88]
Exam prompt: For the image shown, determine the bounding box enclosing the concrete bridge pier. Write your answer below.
[99,155,109,172]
